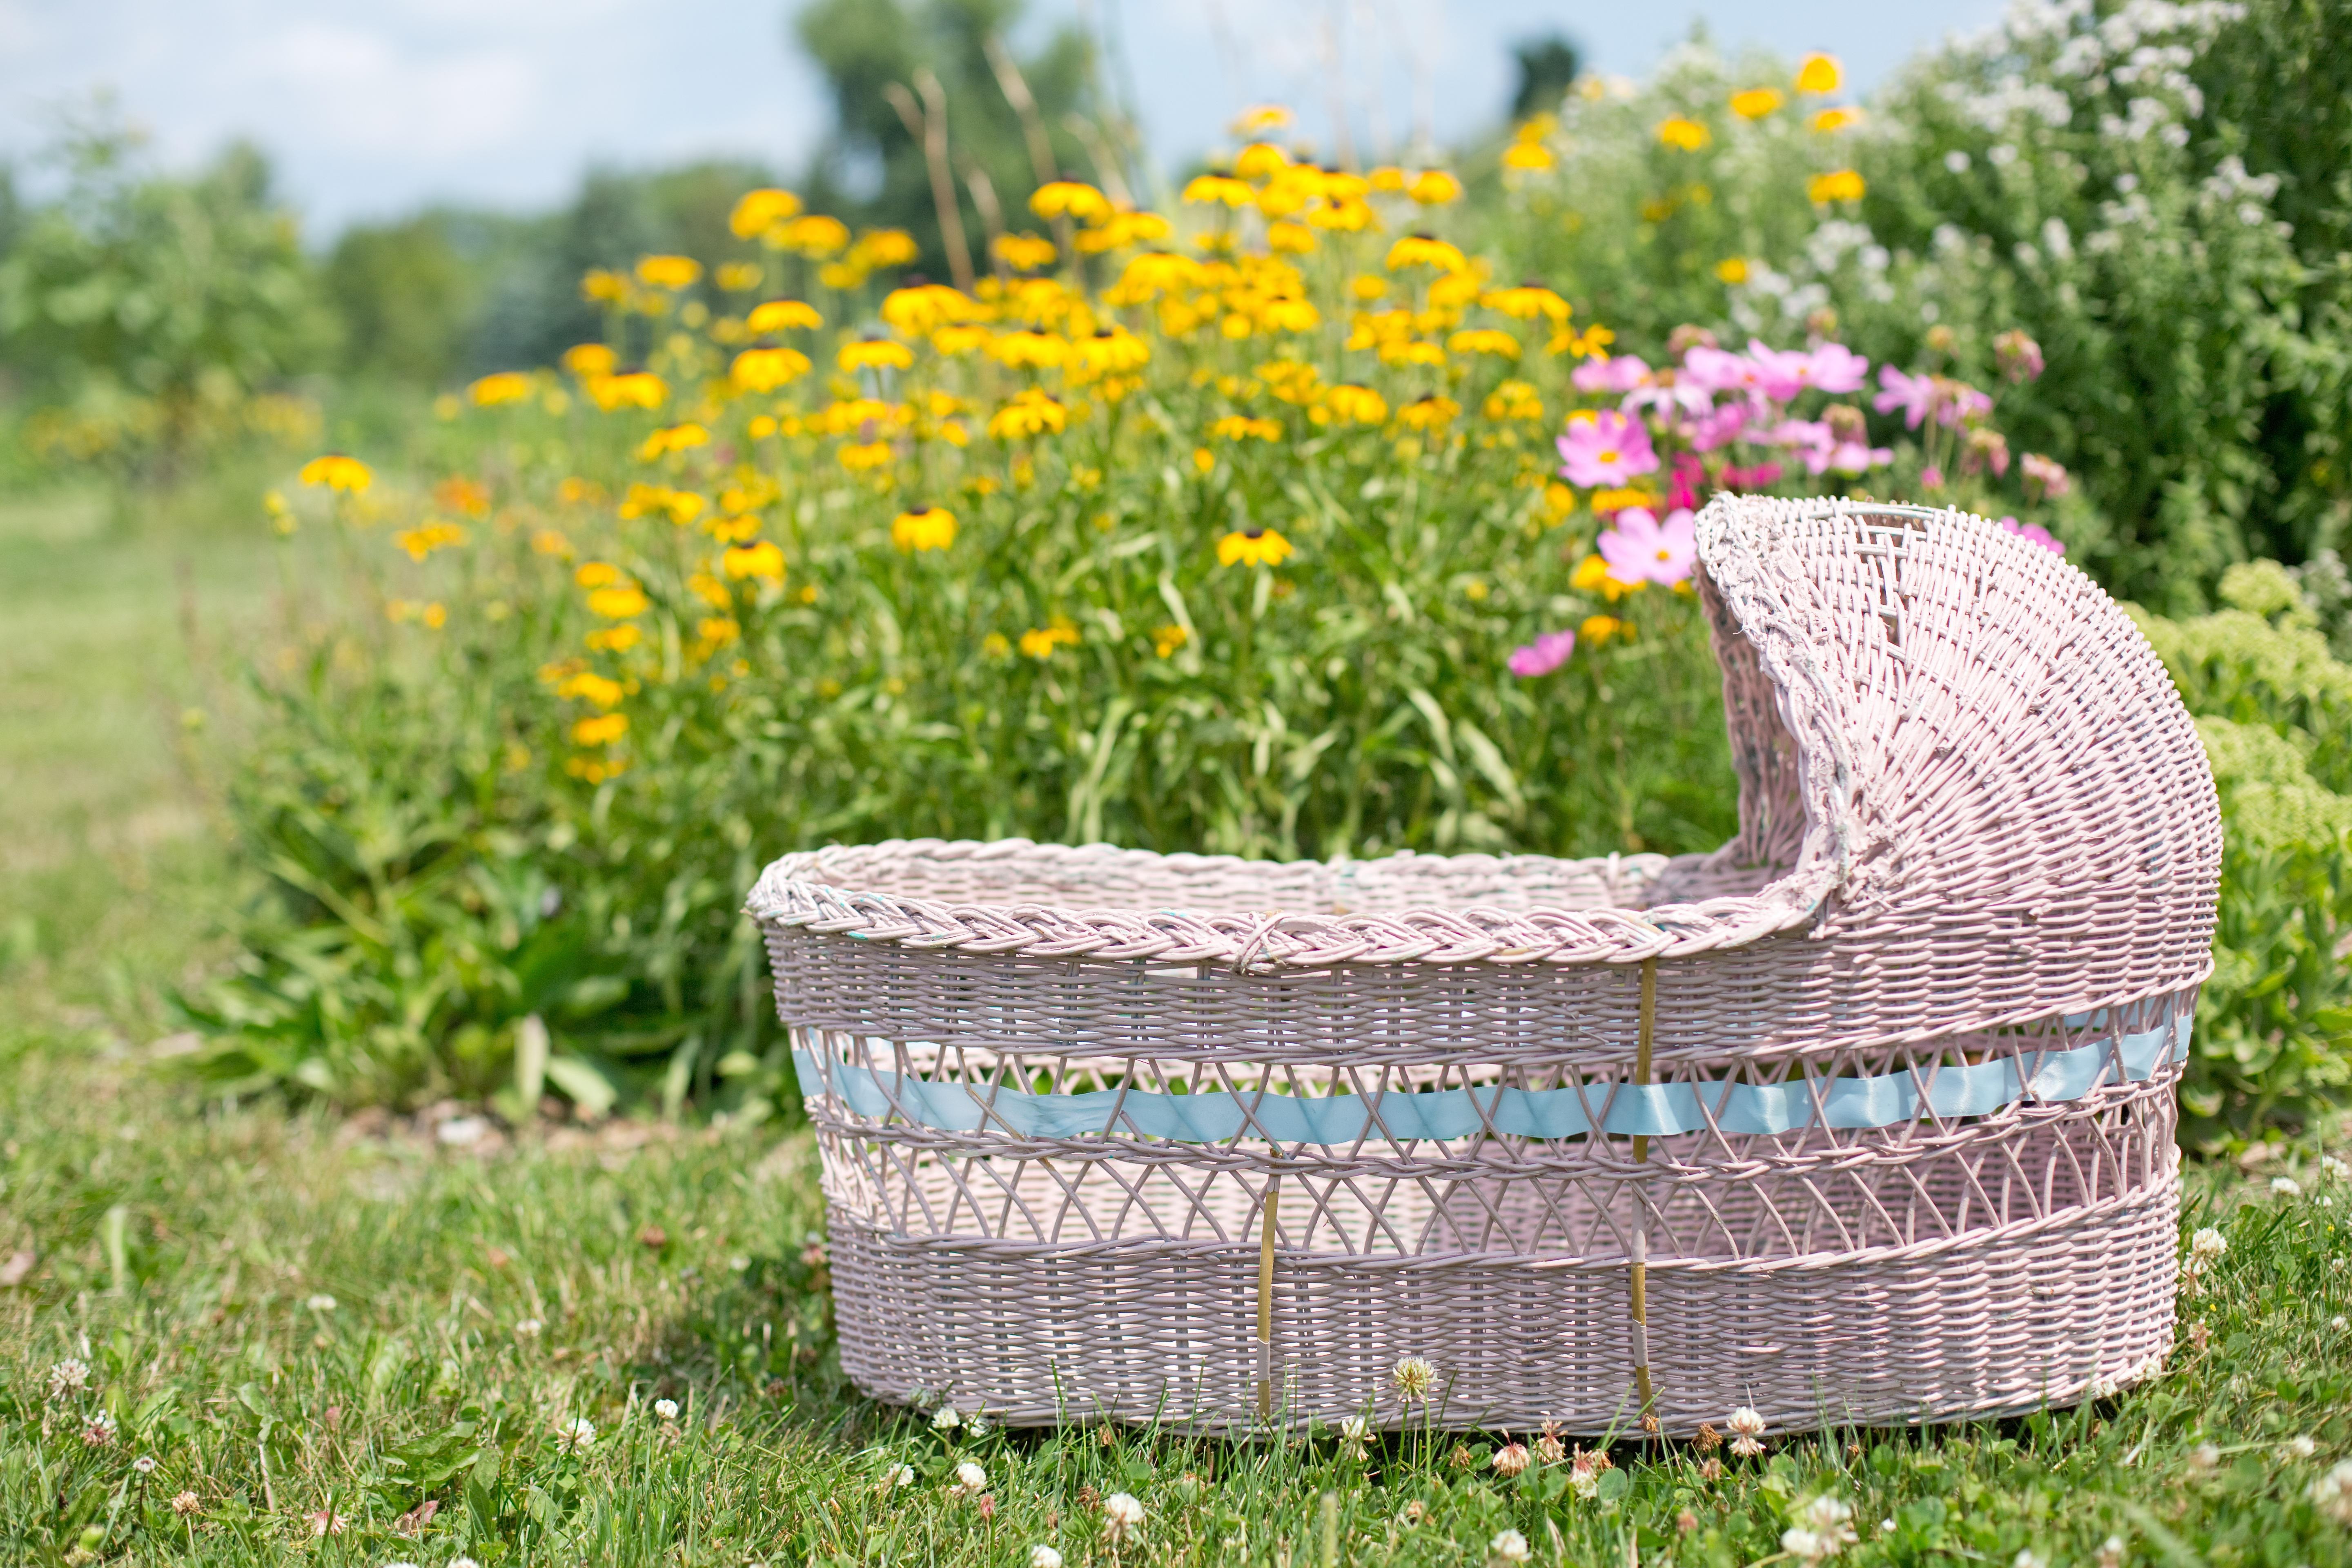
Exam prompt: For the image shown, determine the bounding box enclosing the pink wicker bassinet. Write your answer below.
[748,496,2221,1434]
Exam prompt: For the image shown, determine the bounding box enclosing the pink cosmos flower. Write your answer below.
[1557,411,1659,487]
[1571,354,1652,394]
[1624,369,1712,419]
[1668,452,1705,510]
[1682,345,1767,396]
[1873,365,1936,428]
[1999,516,2065,554]
[1508,630,1577,677]
[1689,401,1753,452]
[1919,464,1945,491]
[1939,382,1993,428]
[1817,440,1893,475]
[2022,452,2071,499]
[1721,461,1783,489]
[1747,341,1866,399]
[1598,506,1699,586]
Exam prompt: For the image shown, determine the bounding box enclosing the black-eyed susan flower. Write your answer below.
[1395,393,1460,432]
[635,254,702,290]
[891,505,957,553]
[992,232,1058,271]
[586,372,666,412]
[704,514,760,544]
[1260,297,1320,333]
[722,540,786,582]
[1076,209,1173,253]
[1210,415,1282,442]
[1406,169,1463,205]
[989,331,1069,370]
[729,187,802,239]
[1502,141,1556,172]
[1380,340,1447,369]
[561,343,617,378]
[696,615,741,648]
[1483,282,1571,323]
[1018,623,1081,659]
[469,371,531,406]
[1448,328,1521,360]
[1807,169,1865,203]
[1795,53,1842,94]
[781,215,850,256]
[574,561,622,589]
[1483,380,1544,422]
[1152,624,1189,657]
[715,261,762,292]
[731,347,811,392]
[746,298,822,334]
[1572,554,1637,602]
[1367,165,1408,192]
[687,571,731,608]
[1182,174,1254,208]
[1074,326,1151,376]
[1234,143,1289,180]
[572,712,630,747]
[1265,221,1316,255]
[557,670,625,709]
[298,454,373,494]
[1323,384,1388,425]
[1385,233,1468,273]
[587,582,650,619]
[636,423,710,462]
[1030,181,1111,224]
[931,323,993,356]
[585,625,641,653]
[1809,106,1862,134]
[1730,87,1785,120]
[581,268,629,304]
[1216,527,1294,568]
[1715,257,1750,284]
[882,283,978,334]
[1233,104,1293,134]
[1657,116,1709,151]
[840,337,915,373]
[987,390,1069,442]
[393,521,467,561]
[1579,612,1630,646]
[837,440,893,471]
[850,229,919,268]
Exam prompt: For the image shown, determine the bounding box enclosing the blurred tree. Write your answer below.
[325,214,472,385]
[1510,33,1584,121]
[0,111,332,476]
[793,0,1098,275]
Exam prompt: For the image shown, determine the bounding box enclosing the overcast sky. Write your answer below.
[0,0,2001,240]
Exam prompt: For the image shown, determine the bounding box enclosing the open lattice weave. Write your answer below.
[749,497,2221,1434]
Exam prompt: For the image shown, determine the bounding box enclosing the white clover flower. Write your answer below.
[1782,1495,1857,1562]
[514,1317,543,1339]
[1030,1548,1065,1568]
[967,1415,992,1438]
[451,1559,482,1568]
[133,1454,157,1474]
[1489,1528,1532,1564]
[83,1412,118,1446]
[1101,1491,1145,1539]
[1391,1357,1435,1401]
[2321,1155,2348,1181]
[2284,1435,2318,1459]
[949,1460,987,1497]
[2311,1460,2352,1525]
[555,1416,596,1452]
[2189,1228,2227,1261]
[931,1403,964,1432]
[2014,1551,2047,1568]
[884,1463,915,1489]
[2332,1316,2348,1332]
[2187,1442,2221,1473]
[1492,1441,1530,1478]
[653,1399,679,1421]
[170,1491,202,1517]
[47,1358,91,1400]
[2272,1176,2303,1198]
[2094,1534,2125,1568]
[307,1293,339,1312]
[1726,1406,1768,1457]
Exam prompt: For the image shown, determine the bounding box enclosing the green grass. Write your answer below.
[4,464,2352,1564]
[2,1043,2350,1565]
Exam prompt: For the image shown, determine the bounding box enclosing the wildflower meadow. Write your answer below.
[4,0,2352,1560]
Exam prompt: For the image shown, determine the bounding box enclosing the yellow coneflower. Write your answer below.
[1502,142,1556,172]
[1808,169,1866,203]
[298,454,373,494]
[1657,116,1710,151]
[1210,415,1282,442]
[1795,53,1842,94]
[585,625,641,653]
[731,347,811,392]
[587,584,650,619]
[687,571,732,608]
[1730,87,1786,120]
[635,254,702,290]
[987,390,1068,440]
[722,540,786,582]
[1030,181,1112,223]
[581,268,629,304]
[1217,527,1295,568]
[1809,106,1862,134]
[696,615,741,648]
[729,187,802,239]
[1018,623,1081,659]
[393,521,467,561]
[1715,257,1751,284]
[704,515,760,545]
[586,372,667,411]
[557,670,625,709]
[746,298,822,334]
[840,338,915,373]
[574,561,622,589]
[571,713,630,747]
[1385,233,1469,273]
[715,261,762,292]
[1152,624,1189,658]
[781,215,850,256]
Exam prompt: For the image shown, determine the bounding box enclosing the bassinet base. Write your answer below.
[829,1165,2179,1435]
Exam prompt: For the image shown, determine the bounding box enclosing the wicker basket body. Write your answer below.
[748,498,2220,1433]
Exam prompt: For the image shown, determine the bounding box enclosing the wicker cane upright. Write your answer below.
[748,497,2221,1434]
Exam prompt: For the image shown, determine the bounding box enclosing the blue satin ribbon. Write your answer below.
[794,1013,2189,1144]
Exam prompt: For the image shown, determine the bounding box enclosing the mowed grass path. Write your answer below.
[3,471,2352,1564]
